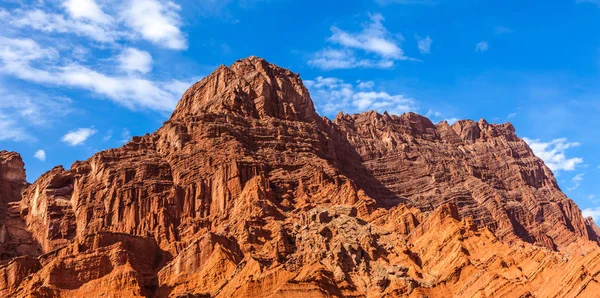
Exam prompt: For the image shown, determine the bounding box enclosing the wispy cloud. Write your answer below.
[568,173,584,190]
[0,81,72,142]
[305,76,416,116]
[8,8,123,43]
[120,128,132,143]
[0,85,72,126]
[426,110,441,118]
[417,35,432,54]
[0,37,187,112]
[62,127,97,146]
[523,137,584,173]
[475,41,489,52]
[3,0,186,49]
[0,112,34,142]
[576,0,600,6]
[309,13,417,70]
[494,26,513,35]
[102,130,113,142]
[308,49,395,70]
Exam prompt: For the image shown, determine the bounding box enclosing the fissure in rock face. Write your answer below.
[0,56,599,297]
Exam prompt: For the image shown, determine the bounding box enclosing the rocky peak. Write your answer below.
[451,119,517,143]
[171,56,318,123]
[0,151,27,202]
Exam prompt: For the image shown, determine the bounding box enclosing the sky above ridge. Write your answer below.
[0,0,599,219]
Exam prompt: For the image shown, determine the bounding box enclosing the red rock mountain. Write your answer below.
[1,56,600,297]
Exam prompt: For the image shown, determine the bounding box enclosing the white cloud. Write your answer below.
[523,137,584,173]
[34,149,46,161]
[475,41,489,52]
[305,76,416,116]
[568,173,584,190]
[309,13,416,70]
[357,81,375,89]
[58,63,183,111]
[0,37,185,111]
[0,36,58,64]
[444,117,460,125]
[426,109,441,118]
[424,109,459,124]
[308,48,394,70]
[62,127,97,146]
[417,36,432,54]
[507,112,517,119]
[329,13,404,58]
[582,207,600,222]
[9,8,121,43]
[121,0,187,50]
[3,1,187,50]
[62,0,112,24]
[118,47,153,74]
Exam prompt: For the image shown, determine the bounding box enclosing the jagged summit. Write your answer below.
[171,56,318,123]
[175,56,519,144]
[334,110,518,144]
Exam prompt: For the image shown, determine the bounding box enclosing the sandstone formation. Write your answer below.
[0,57,599,297]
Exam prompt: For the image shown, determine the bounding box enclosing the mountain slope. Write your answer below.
[0,57,599,297]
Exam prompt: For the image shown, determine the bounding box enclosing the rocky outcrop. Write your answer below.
[0,57,599,297]
[0,151,39,261]
[0,232,167,297]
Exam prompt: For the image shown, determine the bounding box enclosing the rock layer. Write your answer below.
[0,57,599,297]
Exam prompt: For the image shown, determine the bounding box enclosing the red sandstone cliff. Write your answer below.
[0,57,599,297]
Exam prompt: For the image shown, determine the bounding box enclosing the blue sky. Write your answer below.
[0,0,599,218]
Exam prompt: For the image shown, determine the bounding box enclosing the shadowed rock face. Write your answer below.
[1,57,600,297]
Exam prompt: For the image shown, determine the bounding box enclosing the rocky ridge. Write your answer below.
[0,57,599,297]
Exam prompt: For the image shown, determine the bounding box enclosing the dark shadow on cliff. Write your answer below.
[322,120,410,210]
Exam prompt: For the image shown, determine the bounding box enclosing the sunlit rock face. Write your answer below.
[1,57,600,297]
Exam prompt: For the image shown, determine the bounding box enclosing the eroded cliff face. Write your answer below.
[1,57,600,297]
[333,112,595,250]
